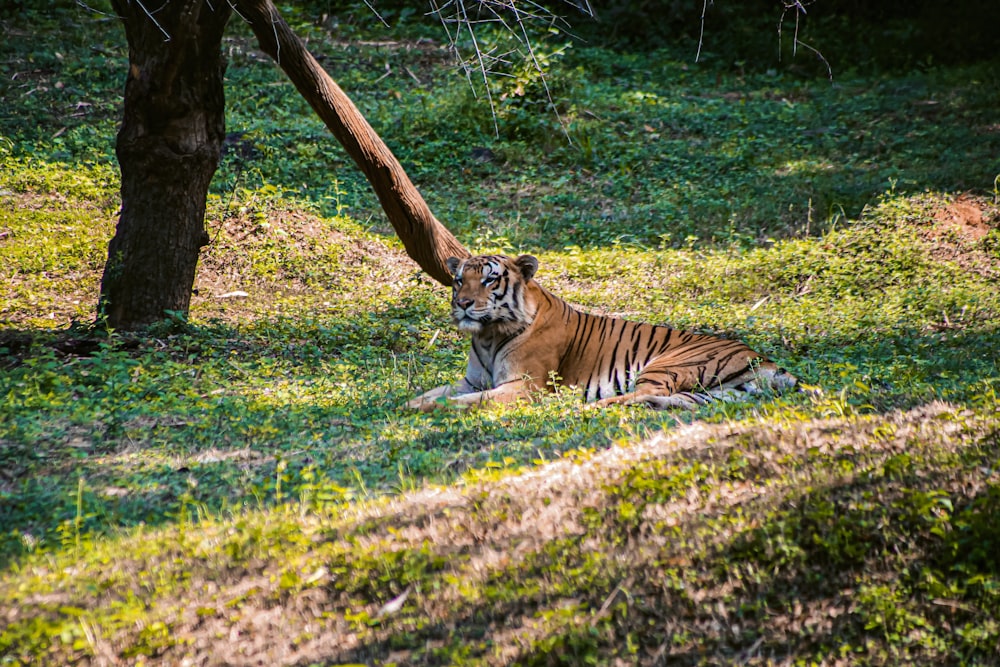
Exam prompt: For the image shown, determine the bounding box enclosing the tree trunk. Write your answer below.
[233,0,469,286]
[99,0,232,329]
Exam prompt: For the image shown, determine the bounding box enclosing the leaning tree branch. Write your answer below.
[232,0,469,286]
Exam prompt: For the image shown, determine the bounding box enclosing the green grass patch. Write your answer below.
[2,3,1000,665]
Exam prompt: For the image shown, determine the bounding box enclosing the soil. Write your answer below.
[925,194,999,279]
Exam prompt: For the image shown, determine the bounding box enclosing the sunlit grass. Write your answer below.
[2,6,999,664]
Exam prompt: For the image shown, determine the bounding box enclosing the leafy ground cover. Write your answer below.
[2,2,1000,665]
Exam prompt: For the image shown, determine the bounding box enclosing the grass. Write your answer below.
[2,2,1000,665]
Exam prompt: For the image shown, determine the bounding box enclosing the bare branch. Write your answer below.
[422,0,588,138]
[361,0,391,28]
[457,0,500,135]
[133,0,172,41]
[695,0,711,63]
[75,0,115,18]
[795,39,833,81]
[232,0,470,285]
[777,0,831,79]
[511,2,571,141]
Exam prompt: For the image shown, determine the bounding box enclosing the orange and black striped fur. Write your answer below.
[406,254,795,411]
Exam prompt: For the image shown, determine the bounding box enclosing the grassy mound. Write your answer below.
[3,403,998,664]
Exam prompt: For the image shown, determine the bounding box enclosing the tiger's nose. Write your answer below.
[455,298,474,310]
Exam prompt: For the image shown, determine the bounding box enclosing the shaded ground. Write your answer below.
[3,403,998,665]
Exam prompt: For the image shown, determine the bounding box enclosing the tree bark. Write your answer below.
[233,0,469,286]
[99,0,232,329]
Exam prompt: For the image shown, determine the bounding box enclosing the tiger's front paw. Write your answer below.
[405,396,439,412]
[405,396,465,413]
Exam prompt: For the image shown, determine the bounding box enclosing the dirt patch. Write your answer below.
[1,189,107,213]
[932,194,993,241]
[924,194,999,279]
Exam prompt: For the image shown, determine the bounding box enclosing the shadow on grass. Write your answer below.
[2,312,998,574]
[2,308,999,663]
[0,309,600,570]
[428,58,1000,248]
[0,317,411,570]
[327,411,1000,666]
[4,0,1000,250]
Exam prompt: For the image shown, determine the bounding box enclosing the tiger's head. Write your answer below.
[446,254,539,335]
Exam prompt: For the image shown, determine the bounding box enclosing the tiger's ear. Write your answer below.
[515,254,538,281]
[446,257,462,275]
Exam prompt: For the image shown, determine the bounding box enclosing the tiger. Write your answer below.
[406,254,796,411]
